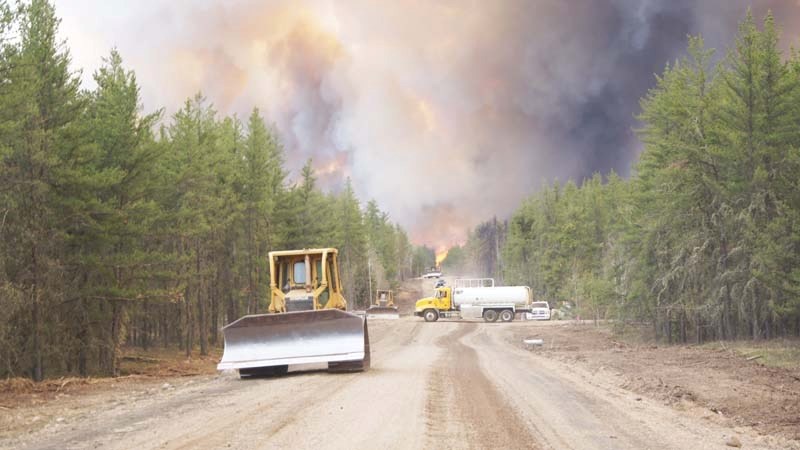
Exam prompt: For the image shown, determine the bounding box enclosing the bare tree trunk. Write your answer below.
[751,295,760,340]
[184,286,192,358]
[254,262,261,314]
[654,306,660,343]
[31,287,43,382]
[162,304,169,348]
[229,239,239,323]
[695,313,703,344]
[226,281,236,328]
[78,297,89,377]
[210,263,220,345]
[142,300,150,350]
[198,292,208,355]
[198,246,208,357]
[110,300,124,377]
[247,214,256,315]
[680,310,687,343]
[666,310,673,344]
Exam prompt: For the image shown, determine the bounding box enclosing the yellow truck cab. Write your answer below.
[415,287,452,320]
[415,279,532,323]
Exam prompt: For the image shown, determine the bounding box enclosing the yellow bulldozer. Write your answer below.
[366,289,399,319]
[217,248,370,378]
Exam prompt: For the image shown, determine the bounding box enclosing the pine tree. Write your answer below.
[82,49,163,375]
[334,178,369,305]
[1,0,86,380]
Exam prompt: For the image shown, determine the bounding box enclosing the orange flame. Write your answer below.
[435,247,449,267]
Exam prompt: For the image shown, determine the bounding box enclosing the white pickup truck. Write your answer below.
[422,271,442,279]
[524,301,551,320]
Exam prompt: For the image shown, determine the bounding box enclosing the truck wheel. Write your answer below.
[499,309,514,322]
[483,309,499,322]
[423,309,439,322]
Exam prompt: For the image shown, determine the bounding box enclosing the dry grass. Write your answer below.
[613,323,800,370]
[119,346,222,377]
[0,376,98,395]
[0,345,221,405]
[703,339,800,370]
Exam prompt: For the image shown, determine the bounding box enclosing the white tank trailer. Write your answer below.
[452,286,531,308]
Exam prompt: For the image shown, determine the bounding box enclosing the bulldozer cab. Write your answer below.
[374,289,395,307]
[268,249,346,313]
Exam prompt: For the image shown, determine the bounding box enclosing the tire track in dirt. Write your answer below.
[468,326,657,450]
[21,318,410,450]
[161,319,417,450]
[424,322,540,450]
[468,324,791,450]
[169,319,421,450]
[249,318,441,450]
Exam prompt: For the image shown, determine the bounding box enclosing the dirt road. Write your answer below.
[3,317,797,450]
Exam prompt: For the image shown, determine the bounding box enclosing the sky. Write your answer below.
[53,0,800,250]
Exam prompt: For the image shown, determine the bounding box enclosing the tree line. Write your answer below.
[444,11,800,342]
[0,1,428,380]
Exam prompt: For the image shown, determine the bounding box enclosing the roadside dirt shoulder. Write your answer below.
[0,319,408,450]
[0,374,220,449]
[505,322,800,446]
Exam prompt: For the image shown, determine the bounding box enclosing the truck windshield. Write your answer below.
[532,302,549,308]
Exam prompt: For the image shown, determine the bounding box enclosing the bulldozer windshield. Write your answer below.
[293,261,307,285]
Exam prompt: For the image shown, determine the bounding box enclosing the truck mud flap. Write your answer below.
[365,306,400,320]
[217,309,369,372]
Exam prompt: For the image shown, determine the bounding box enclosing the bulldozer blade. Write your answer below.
[366,306,400,320]
[217,309,369,372]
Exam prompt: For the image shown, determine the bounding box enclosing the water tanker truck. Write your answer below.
[414,278,532,322]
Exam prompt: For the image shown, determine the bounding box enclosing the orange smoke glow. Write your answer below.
[409,203,469,253]
[316,159,342,176]
[415,97,437,132]
[313,153,350,185]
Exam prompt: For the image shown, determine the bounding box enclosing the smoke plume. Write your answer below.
[56,0,800,249]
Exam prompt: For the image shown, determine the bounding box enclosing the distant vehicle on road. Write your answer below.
[422,270,442,279]
[367,289,399,320]
[434,279,446,288]
[524,301,551,320]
